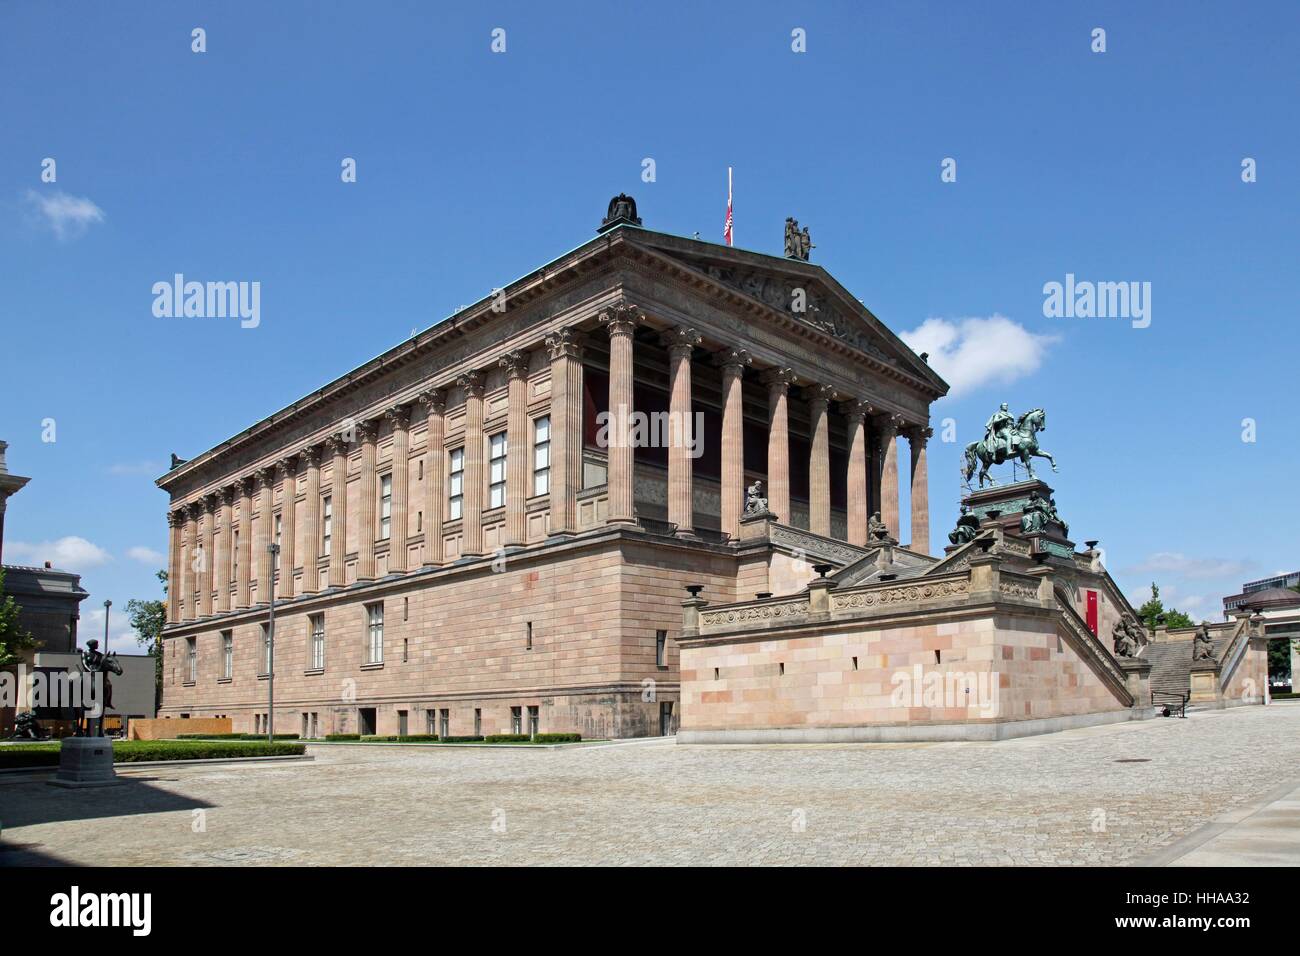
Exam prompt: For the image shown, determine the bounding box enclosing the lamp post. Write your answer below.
[102,599,111,652]
[267,542,279,742]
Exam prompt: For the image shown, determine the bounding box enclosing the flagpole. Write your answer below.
[728,167,733,245]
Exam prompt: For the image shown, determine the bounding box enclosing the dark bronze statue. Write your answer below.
[784,218,812,261]
[600,193,642,229]
[963,404,1058,487]
[948,505,980,545]
[77,638,123,738]
[10,711,48,740]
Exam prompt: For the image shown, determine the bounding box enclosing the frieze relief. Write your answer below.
[700,598,808,629]
[831,576,970,611]
[771,524,870,566]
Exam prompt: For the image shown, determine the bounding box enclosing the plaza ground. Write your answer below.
[1,703,1298,866]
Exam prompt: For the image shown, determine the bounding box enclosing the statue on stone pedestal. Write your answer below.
[948,505,980,546]
[1112,617,1146,658]
[76,638,123,738]
[868,511,891,542]
[743,480,769,516]
[1019,491,1051,534]
[1192,623,1215,661]
[600,193,642,230]
[962,404,1058,487]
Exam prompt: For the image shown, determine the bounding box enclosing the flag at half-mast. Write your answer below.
[723,167,734,246]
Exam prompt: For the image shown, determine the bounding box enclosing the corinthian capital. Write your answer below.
[384,404,410,429]
[456,371,485,398]
[762,367,798,391]
[713,347,752,373]
[660,326,702,356]
[599,301,645,338]
[498,351,529,380]
[544,327,584,361]
[417,388,446,412]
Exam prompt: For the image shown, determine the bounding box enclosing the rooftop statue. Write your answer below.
[784,217,813,261]
[962,403,1058,488]
[600,193,642,231]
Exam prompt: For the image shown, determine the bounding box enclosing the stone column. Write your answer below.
[301,445,321,593]
[499,352,529,545]
[183,503,200,620]
[236,477,253,608]
[716,347,751,540]
[877,414,902,539]
[167,510,183,623]
[419,390,446,565]
[763,368,796,524]
[545,329,584,535]
[908,426,932,554]
[216,487,233,613]
[199,495,216,617]
[458,373,486,556]
[276,456,297,598]
[386,405,411,571]
[601,303,643,526]
[254,468,275,604]
[326,436,349,587]
[842,401,870,546]
[808,384,836,537]
[356,421,379,579]
[663,327,702,536]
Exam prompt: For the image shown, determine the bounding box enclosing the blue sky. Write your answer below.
[2,0,1296,645]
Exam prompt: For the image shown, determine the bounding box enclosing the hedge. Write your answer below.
[359,734,441,742]
[484,734,531,743]
[532,733,582,744]
[177,733,244,740]
[0,739,306,768]
[438,735,485,743]
[325,733,361,741]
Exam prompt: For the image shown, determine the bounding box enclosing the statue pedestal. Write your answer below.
[738,510,776,543]
[963,479,1074,559]
[48,737,121,789]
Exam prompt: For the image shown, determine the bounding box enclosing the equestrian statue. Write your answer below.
[962,403,1058,488]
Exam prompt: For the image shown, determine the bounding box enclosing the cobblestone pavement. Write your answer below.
[2,704,1298,866]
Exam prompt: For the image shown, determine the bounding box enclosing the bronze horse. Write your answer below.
[962,407,1058,487]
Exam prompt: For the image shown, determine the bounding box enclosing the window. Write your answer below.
[656,629,667,668]
[418,459,424,481]
[528,705,539,736]
[379,473,392,539]
[260,623,271,675]
[273,514,282,570]
[439,708,449,738]
[511,706,522,735]
[474,708,481,736]
[322,495,332,557]
[310,614,325,670]
[186,637,197,683]
[448,448,464,520]
[532,416,551,496]
[489,431,507,509]
[366,603,384,664]
[221,631,233,679]
[397,709,408,737]
[525,621,533,651]
[402,638,409,663]
[232,529,239,575]
[426,708,437,735]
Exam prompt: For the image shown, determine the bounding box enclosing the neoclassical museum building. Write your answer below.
[157,197,947,738]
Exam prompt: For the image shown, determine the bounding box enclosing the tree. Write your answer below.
[1136,582,1196,630]
[0,568,35,666]
[127,569,168,710]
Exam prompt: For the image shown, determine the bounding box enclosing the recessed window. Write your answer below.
[260,623,271,676]
[186,636,197,683]
[403,638,409,663]
[489,431,507,509]
[525,621,533,651]
[532,416,550,496]
[379,473,392,539]
[779,662,785,676]
[852,656,859,671]
[273,515,282,570]
[221,631,233,679]
[448,448,465,520]
[934,649,941,664]
[322,495,332,557]
[366,603,384,664]
[511,706,522,734]
[232,529,239,574]
[655,629,667,667]
[713,667,720,681]
[309,614,325,670]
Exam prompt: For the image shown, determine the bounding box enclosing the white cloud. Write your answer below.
[25,189,105,240]
[5,536,112,569]
[126,546,165,565]
[1122,552,1255,581]
[900,314,1058,398]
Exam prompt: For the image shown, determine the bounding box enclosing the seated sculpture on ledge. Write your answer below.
[1112,617,1146,658]
[1192,623,1215,661]
[743,480,769,516]
[948,505,980,546]
[868,511,891,542]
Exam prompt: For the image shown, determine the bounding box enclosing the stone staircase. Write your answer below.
[1144,626,1241,706]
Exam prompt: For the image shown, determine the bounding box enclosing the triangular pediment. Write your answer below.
[624,231,947,396]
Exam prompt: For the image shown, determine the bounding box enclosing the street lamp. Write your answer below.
[267,542,280,742]
[103,599,112,652]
